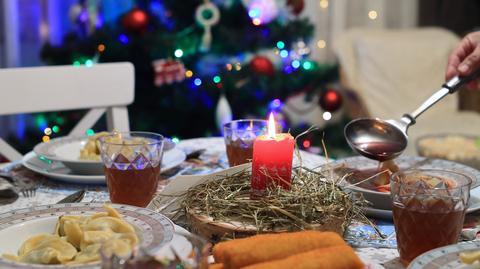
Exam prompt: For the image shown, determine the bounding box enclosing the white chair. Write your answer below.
[333,27,480,154]
[0,62,135,161]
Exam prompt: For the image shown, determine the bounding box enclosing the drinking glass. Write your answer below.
[223,119,281,167]
[391,169,472,266]
[99,131,164,207]
[101,230,210,269]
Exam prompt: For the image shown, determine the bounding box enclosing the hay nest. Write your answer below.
[183,166,365,242]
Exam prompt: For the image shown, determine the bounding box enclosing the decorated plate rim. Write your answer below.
[407,241,480,269]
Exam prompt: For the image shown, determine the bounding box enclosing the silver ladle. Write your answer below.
[344,71,480,161]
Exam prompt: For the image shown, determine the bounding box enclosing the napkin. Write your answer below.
[147,163,250,218]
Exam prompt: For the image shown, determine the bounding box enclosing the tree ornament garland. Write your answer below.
[250,55,274,76]
[195,1,220,52]
[152,59,186,87]
[319,89,343,112]
[287,0,305,15]
[123,8,149,32]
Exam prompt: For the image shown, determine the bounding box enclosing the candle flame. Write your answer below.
[268,112,276,137]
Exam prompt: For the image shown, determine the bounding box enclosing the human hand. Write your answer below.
[446,31,480,89]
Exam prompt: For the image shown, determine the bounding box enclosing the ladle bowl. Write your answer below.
[344,118,407,162]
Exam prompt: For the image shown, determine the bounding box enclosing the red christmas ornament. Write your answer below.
[152,59,186,87]
[287,0,305,15]
[123,8,149,32]
[250,56,274,76]
[319,89,343,112]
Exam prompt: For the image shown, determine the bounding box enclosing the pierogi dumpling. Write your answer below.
[10,234,77,264]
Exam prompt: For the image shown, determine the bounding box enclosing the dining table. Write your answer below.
[1,136,479,269]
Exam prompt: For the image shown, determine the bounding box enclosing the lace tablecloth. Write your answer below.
[0,137,449,269]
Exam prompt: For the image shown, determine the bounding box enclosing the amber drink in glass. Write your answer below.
[99,132,164,207]
[223,119,281,167]
[391,169,471,266]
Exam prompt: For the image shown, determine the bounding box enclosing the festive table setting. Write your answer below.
[0,112,480,269]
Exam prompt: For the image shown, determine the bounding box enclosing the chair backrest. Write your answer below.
[0,62,135,161]
[332,27,460,120]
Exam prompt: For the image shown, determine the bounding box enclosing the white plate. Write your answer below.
[22,149,187,184]
[0,203,175,269]
[34,135,176,175]
[332,156,480,211]
[408,241,480,269]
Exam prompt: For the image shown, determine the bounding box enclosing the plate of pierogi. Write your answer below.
[0,203,175,268]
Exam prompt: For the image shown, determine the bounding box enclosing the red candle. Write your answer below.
[251,113,294,195]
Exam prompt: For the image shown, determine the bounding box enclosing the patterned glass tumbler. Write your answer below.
[391,169,472,266]
[99,132,164,207]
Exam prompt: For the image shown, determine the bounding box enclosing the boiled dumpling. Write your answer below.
[84,216,136,234]
[81,230,114,249]
[117,232,139,247]
[100,238,134,259]
[20,247,67,264]
[104,204,122,218]
[55,215,86,236]
[68,243,102,264]
[63,220,83,249]
[16,234,77,264]
[89,212,109,220]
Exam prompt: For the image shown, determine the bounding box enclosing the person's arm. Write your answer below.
[446,31,480,89]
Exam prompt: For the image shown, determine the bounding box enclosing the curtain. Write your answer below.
[303,0,419,63]
[419,0,480,36]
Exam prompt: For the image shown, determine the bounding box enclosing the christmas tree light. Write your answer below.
[276,41,285,49]
[194,78,202,86]
[174,49,184,58]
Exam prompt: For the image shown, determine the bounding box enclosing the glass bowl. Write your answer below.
[101,229,210,269]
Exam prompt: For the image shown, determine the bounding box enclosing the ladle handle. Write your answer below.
[405,69,480,123]
[443,68,480,93]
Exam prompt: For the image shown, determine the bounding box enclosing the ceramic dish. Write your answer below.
[362,188,480,219]
[22,149,186,184]
[331,156,480,210]
[408,241,480,269]
[0,203,175,269]
[416,133,480,170]
[34,135,176,175]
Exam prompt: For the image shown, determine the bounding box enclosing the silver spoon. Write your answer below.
[345,71,480,161]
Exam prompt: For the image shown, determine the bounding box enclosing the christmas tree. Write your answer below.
[38,0,349,156]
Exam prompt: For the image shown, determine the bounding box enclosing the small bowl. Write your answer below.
[416,133,480,170]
